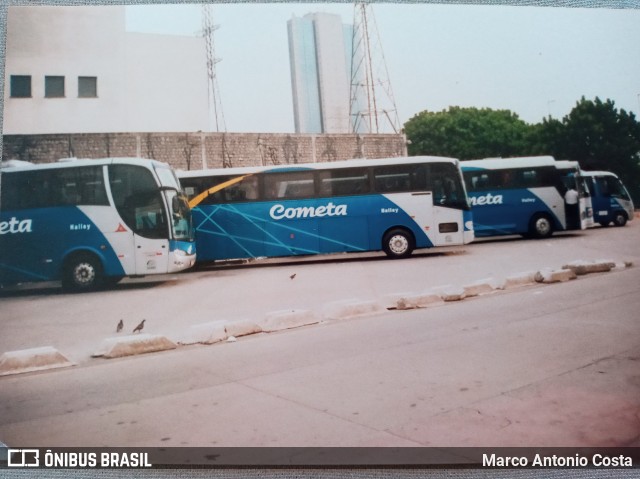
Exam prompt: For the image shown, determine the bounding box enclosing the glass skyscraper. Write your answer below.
[287,13,355,134]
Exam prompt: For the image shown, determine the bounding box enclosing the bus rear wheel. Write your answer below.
[613,212,627,227]
[62,253,104,292]
[529,214,553,239]
[383,228,414,259]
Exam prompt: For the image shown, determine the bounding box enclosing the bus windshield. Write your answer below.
[154,165,182,191]
[166,190,193,241]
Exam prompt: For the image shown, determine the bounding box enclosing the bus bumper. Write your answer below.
[168,241,196,272]
[168,250,196,272]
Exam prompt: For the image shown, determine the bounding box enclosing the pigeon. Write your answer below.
[116,319,123,333]
[133,319,146,334]
[290,273,296,280]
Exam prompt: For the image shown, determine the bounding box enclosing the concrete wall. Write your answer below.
[2,132,409,170]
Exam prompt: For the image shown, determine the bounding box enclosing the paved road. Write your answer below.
[1,221,639,363]
[0,223,639,448]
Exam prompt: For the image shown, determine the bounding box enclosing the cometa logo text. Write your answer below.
[469,193,503,206]
[0,217,33,234]
[270,202,348,220]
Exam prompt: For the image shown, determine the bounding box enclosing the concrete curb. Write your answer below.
[463,278,498,297]
[562,260,613,275]
[225,320,262,338]
[535,268,577,283]
[178,320,228,345]
[92,334,177,358]
[431,285,466,302]
[395,292,444,310]
[323,299,385,320]
[0,346,75,376]
[260,309,320,332]
[503,271,538,289]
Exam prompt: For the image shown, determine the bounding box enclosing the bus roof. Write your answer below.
[177,156,460,178]
[581,170,619,178]
[461,156,558,170]
[0,157,171,173]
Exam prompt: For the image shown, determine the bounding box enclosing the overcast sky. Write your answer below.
[126,3,640,134]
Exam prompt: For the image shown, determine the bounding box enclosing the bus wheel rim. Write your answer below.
[74,262,96,285]
[389,235,409,255]
[536,218,551,235]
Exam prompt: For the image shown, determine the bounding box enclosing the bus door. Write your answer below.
[577,176,594,229]
[131,192,170,275]
[431,172,466,246]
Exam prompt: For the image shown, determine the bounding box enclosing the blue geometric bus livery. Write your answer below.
[179,156,474,262]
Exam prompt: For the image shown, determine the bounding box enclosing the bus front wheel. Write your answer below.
[613,212,627,227]
[62,253,104,292]
[529,214,553,239]
[383,229,414,259]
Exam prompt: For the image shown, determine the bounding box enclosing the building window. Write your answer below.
[78,76,97,98]
[10,75,31,98]
[45,76,65,98]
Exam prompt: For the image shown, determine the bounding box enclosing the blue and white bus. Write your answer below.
[0,158,196,291]
[178,156,474,262]
[461,156,591,238]
[582,170,634,227]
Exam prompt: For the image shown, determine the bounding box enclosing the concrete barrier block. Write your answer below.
[382,293,411,309]
[396,291,444,310]
[431,285,466,302]
[93,334,177,358]
[562,260,613,275]
[323,299,385,320]
[504,271,538,289]
[261,309,320,332]
[179,320,228,345]
[225,320,262,338]
[612,262,631,272]
[535,268,577,283]
[0,347,75,376]
[463,278,496,297]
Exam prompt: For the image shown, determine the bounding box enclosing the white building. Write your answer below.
[3,6,209,134]
[287,13,354,134]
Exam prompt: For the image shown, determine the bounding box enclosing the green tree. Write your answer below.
[526,117,566,158]
[403,107,531,160]
[560,97,640,204]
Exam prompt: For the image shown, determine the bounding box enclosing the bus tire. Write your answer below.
[383,228,414,259]
[529,214,554,239]
[62,253,104,292]
[613,211,627,227]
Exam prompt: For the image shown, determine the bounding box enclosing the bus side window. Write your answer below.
[318,168,369,197]
[595,177,609,197]
[263,172,314,200]
[373,165,415,193]
[225,176,258,202]
[0,172,30,211]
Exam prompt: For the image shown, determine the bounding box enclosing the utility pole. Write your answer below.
[202,4,226,133]
[349,2,399,134]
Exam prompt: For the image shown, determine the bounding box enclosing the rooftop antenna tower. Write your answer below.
[349,2,400,134]
[202,4,226,133]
